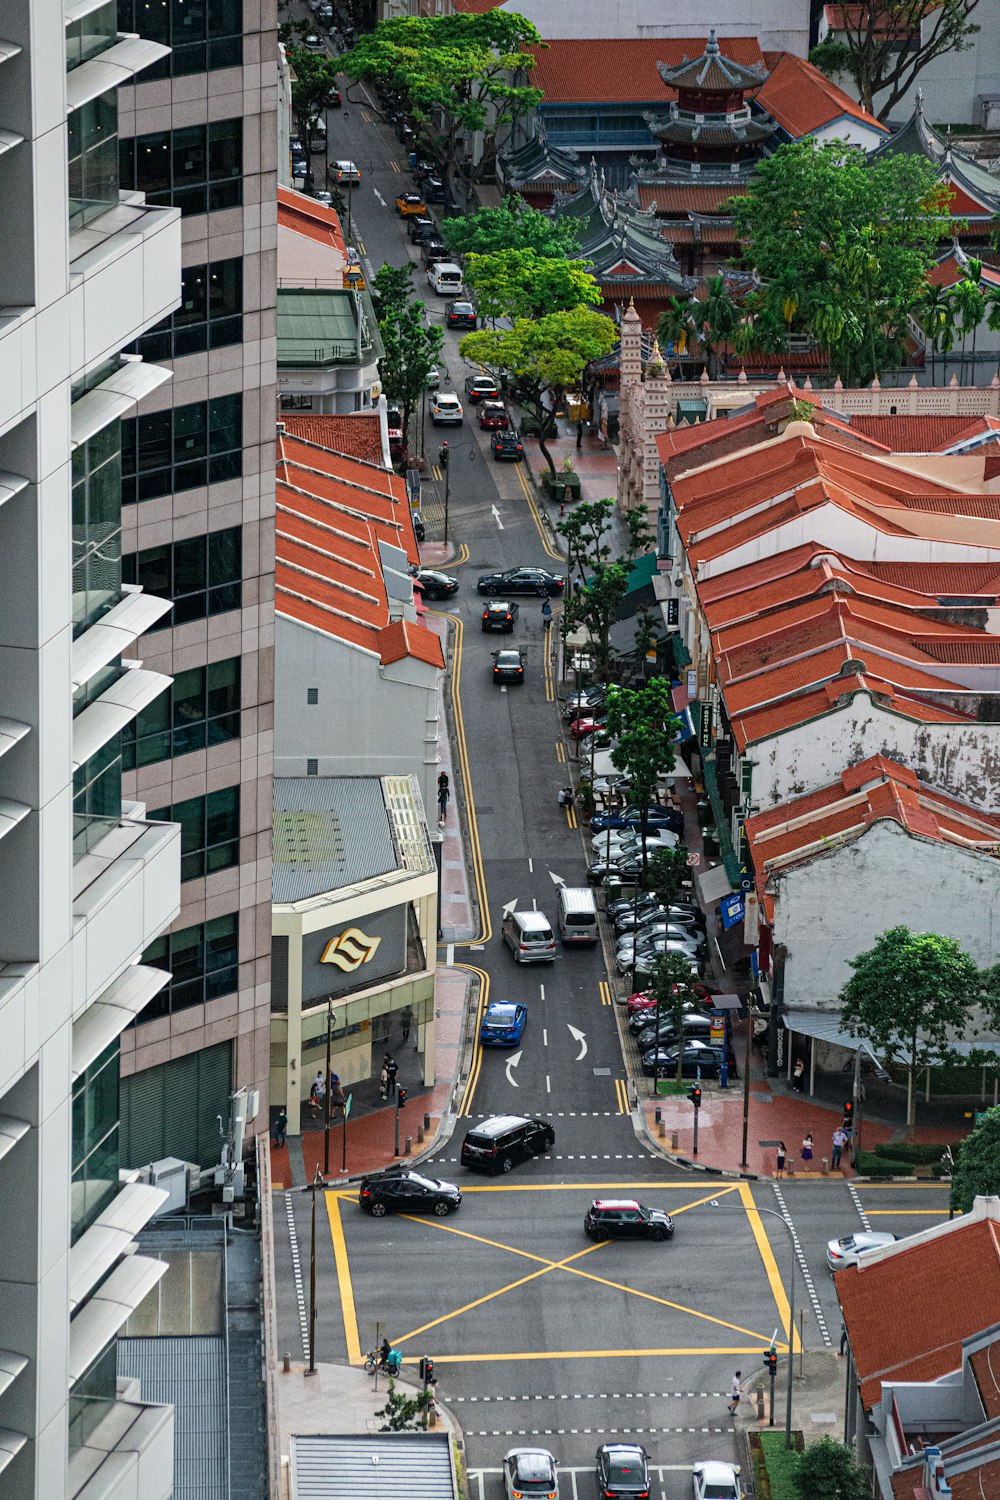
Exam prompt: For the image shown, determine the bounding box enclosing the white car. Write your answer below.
[693,1460,743,1500]
[431,393,463,426]
[331,159,361,185]
[590,828,678,858]
[425,365,441,390]
[503,1448,558,1500]
[827,1231,899,1271]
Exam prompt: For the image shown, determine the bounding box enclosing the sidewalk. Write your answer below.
[274,1357,462,1444]
[735,1350,847,1446]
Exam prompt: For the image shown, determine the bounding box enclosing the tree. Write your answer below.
[371,263,443,458]
[953,264,984,382]
[603,679,680,882]
[656,296,697,372]
[459,307,618,474]
[795,1437,870,1500]
[440,197,579,261]
[701,275,739,374]
[341,12,543,199]
[729,139,954,384]
[287,46,345,155]
[375,1377,433,1432]
[839,927,978,1126]
[950,1106,1000,1214]
[917,282,957,382]
[557,498,651,590]
[464,248,601,324]
[809,1,982,119]
[556,499,653,680]
[648,951,700,1085]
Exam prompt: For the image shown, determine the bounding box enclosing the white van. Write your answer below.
[556,886,599,945]
[427,262,463,296]
[502,909,557,964]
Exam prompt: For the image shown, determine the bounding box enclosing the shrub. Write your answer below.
[759,1432,803,1500]
[872,1142,956,1166]
[854,1151,914,1176]
[795,1437,869,1500]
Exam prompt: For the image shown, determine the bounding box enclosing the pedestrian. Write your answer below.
[400,1006,413,1044]
[831,1125,847,1170]
[386,1056,399,1097]
[792,1058,805,1092]
[558,785,572,807]
[378,1061,389,1101]
[273,1108,288,1148]
[330,1073,346,1113]
[839,1320,849,1357]
[801,1132,814,1166]
[309,1071,325,1118]
[727,1370,742,1416]
[541,597,553,631]
[775,1141,786,1179]
[437,770,449,798]
[576,419,584,450]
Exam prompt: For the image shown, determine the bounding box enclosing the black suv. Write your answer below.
[461,1115,554,1174]
[584,1198,674,1242]
[358,1170,461,1217]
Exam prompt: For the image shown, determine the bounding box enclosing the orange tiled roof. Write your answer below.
[846,413,999,451]
[823,4,915,40]
[277,184,346,254]
[836,1214,1000,1411]
[859,561,1000,596]
[378,618,445,670]
[756,52,889,139]
[281,413,384,467]
[970,1344,1000,1419]
[731,673,970,752]
[528,37,764,105]
[720,639,968,715]
[700,552,951,630]
[636,184,742,214]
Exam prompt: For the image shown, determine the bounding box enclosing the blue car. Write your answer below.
[479,1001,528,1047]
[590,804,683,835]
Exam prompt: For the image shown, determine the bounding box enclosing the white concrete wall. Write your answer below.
[495,0,810,53]
[773,820,1000,1011]
[274,616,442,815]
[746,694,1000,812]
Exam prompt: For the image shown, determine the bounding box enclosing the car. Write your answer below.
[617,924,704,957]
[692,1460,743,1500]
[590,805,685,836]
[446,301,478,330]
[408,216,437,244]
[641,1041,722,1079]
[358,1170,462,1217]
[424,365,441,391]
[478,567,565,598]
[329,159,361,184]
[431,393,463,425]
[584,1199,674,1243]
[568,715,608,743]
[595,1444,651,1498]
[303,32,324,49]
[617,942,702,977]
[327,85,342,106]
[461,1115,554,1174]
[493,648,525,684]
[421,240,449,268]
[478,400,510,431]
[615,905,705,936]
[562,684,608,719]
[395,192,427,216]
[503,1448,559,1500]
[634,1015,717,1050]
[425,175,447,203]
[482,599,519,633]
[385,407,404,461]
[413,158,435,182]
[587,855,646,886]
[413,567,458,599]
[464,374,500,403]
[411,511,425,543]
[312,189,334,207]
[492,428,525,461]
[480,1001,528,1046]
[590,828,679,858]
[826,1231,900,1271]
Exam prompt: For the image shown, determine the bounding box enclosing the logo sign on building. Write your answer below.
[667,598,680,626]
[320,928,383,972]
[720,893,745,929]
[298,907,409,1004]
[686,667,697,700]
[699,700,714,748]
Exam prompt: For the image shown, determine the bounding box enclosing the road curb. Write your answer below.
[636,1110,763,1180]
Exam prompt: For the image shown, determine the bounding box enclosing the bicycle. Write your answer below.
[364,1348,401,1376]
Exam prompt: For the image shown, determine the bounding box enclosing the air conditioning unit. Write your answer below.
[139,1156,196,1214]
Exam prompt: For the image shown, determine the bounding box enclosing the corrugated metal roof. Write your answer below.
[118,1335,227,1500]
[273,777,398,903]
[291,1433,455,1500]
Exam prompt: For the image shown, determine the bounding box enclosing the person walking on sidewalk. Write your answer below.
[541,597,553,632]
[727,1371,743,1417]
[273,1108,288,1149]
[831,1125,847,1170]
[775,1141,786,1179]
[309,1071,325,1118]
[792,1058,805,1092]
[400,1005,413,1044]
[378,1060,389,1101]
[801,1132,814,1166]
[386,1056,399,1097]
[437,770,450,824]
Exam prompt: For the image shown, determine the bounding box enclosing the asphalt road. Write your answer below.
[273,77,957,1496]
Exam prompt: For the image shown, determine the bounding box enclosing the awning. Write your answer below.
[783,1008,1000,1060]
[697,861,733,905]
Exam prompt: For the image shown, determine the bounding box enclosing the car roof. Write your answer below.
[600,1442,647,1458]
[484,598,514,608]
[593,1199,641,1210]
[496,649,521,662]
[696,1461,738,1479]
[487,1002,520,1016]
[470,1115,532,1135]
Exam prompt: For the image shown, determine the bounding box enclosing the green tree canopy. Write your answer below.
[459,307,618,472]
[729,139,955,384]
[287,46,344,150]
[648,950,700,1084]
[603,680,679,881]
[371,263,443,460]
[464,248,601,323]
[950,1106,1000,1214]
[795,1436,870,1500]
[556,498,653,680]
[809,1,982,119]
[341,12,542,189]
[839,926,978,1126]
[440,197,580,260]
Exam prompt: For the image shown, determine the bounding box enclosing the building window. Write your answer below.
[135,913,239,1018]
[149,785,240,881]
[127,258,243,360]
[121,393,242,503]
[117,0,244,80]
[279,394,314,412]
[306,758,318,776]
[119,118,243,216]
[123,656,241,768]
[69,89,119,230]
[69,1341,118,1456]
[72,421,122,638]
[71,1041,120,1244]
[67,2,119,72]
[74,739,123,860]
[124,527,242,628]
[307,688,318,704]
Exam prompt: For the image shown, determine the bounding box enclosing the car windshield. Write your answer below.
[836,1236,858,1250]
[702,1485,737,1499]
[487,1008,516,1025]
[609,1457,644,1479]
[515,1457,554,1482]
[407,1173,438,1191]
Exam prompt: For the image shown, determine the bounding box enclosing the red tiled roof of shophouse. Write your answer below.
[713,592,992,661]
[857,560,1000,595]
[929,256,1000,289]
[731,675,969,752]
[700,556,943,629]
[845,413,998,451]
[378,618,445,670]
[280,413,384,466]
[823,5,916,39]
[525,37,764,105]
[970,1344,1000,1419]
[836,1215,1000,1412]
[755,52,888,139]
[720,641,968,716]
[277,184,346,253]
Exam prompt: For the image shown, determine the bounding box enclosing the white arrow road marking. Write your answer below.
[505,1050,522,1088]
[373,188,386,205]
[501,898,518,918]
[568,1025,588,1062]
[491,504,504,530]
[548,869,566,888]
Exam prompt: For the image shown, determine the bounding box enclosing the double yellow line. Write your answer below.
[514,463,563,563]
[436,610,491,945]
[456,964,489,1116]
[614,1078,630,1114]
[542,624,555,702]
[599,980,613,1008]
[564,800,577,829]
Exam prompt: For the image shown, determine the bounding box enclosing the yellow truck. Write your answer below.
[395,192,427,217]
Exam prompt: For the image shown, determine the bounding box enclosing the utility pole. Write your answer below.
[740,999,754,1170]
[393,1085,408,1156]
[439,441,450,542]
[306,1164,323,1375]
[323,997,333,1176]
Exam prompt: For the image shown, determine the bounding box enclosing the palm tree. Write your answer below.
[954,263,984,383]
[918,284,954,384]
[702,275,737,376]
[768,267,807,364]
[656,297,696,375]
[986,288,1000,380]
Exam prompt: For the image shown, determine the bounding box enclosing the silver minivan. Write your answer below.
[556,886,599,945]
[502,909,557,963]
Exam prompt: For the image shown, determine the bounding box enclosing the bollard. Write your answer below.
[423,1111,431,1131]
[658,1120,666,1139]
[756,1383,765,1421]
[654,1107,662,1125]
[405,1135,412,1155]
[671,1130,679,1151]
[417,1124,425,1144]
[821,1156,829,1175]
[428,1402,438,1428]
[283,1352,291,1374]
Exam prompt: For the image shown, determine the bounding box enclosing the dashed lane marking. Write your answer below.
[772,1182,832,1348]
[284,1190,309,1361]
[849,1179,872,1231]
[443,1390,727,1403]
[431,1153,651,1163]
[465,1426,734,1438]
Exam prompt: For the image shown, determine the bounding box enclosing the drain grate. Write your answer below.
[758,1139,783,1148]
[593,1067,611,1076]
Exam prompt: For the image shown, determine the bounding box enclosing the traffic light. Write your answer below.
[765,1348,777,1376]
[438,441,449,468]
[397,1086,407,1108]
[420,1356,435,1386]
[688,1085,702,1110]
[843,1100,854,1122]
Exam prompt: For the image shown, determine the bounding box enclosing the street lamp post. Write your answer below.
[306,1163,324,1375]
[323,996,333,1176]
[752,1205,797,1447]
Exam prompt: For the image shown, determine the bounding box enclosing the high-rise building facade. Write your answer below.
[0,2,188,1496]
[113,0,277,1160]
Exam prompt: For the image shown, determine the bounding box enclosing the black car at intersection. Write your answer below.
[584,1199,674,1242]
[491,428,524,462]
[482,599,519,632]
[414,567,458,599]
[478,567,565,597]
[358,1170,462,1217]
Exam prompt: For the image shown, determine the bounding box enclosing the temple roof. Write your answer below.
[656,30,768,93]
[645,113,777,149]
[498,126,589,192]
[553,172,690,290]
[870,97,1000,218]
